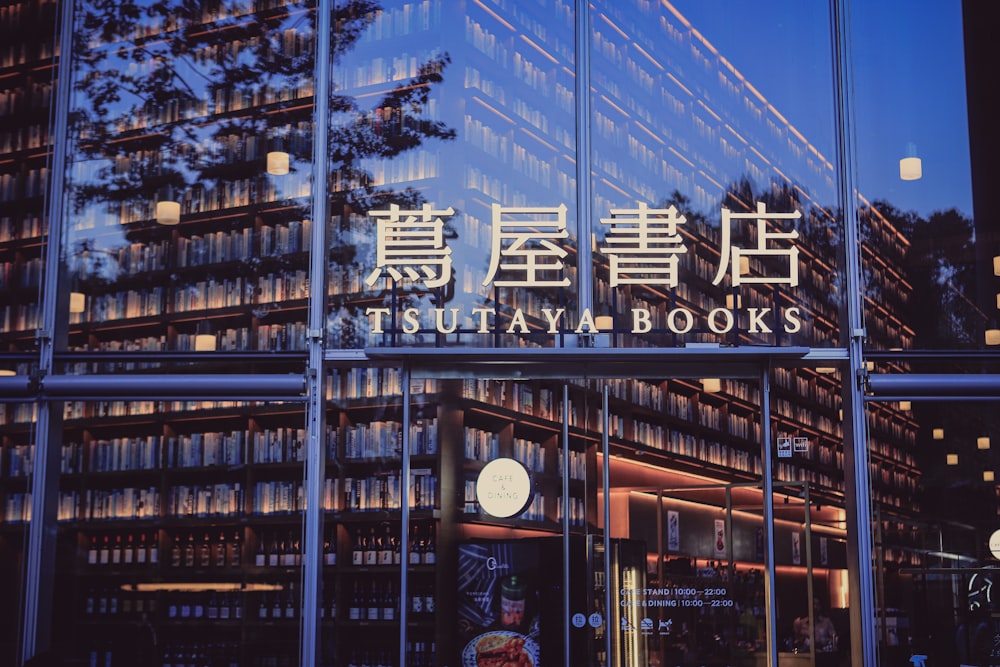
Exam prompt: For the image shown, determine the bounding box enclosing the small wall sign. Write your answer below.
[476,458,533,518]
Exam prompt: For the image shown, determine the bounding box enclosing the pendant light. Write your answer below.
[899,142,922,181]
[156,185,181,225]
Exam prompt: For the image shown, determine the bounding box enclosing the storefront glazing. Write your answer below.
[1,0,996,666]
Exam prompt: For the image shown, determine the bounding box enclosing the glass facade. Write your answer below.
[1,1,998,667]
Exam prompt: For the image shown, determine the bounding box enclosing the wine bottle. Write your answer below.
[123,533,134,565]
[136,532,147,565]
[112,533,123,565]
[284,586,295,619]
[323,536,336,566]
[193,592,204,619]
[352,529,364,566]
[366,581,379,620]
[88,535,99,566]
[422,524,436,565]
[199,532,212,568]
[364,527,377,566]
[171,534,182,568]
[378,525,392,566]
[348,583,362,620]
[271,590,282,619]
[212,531,224,568]
[229,529,241,567]
[381,581,395,622]
[280,532,293,567]
[408,525,421,565]
[184,533,195,568]
[99,534,110,565]
[268,534,279,567]
[255,533,266,567]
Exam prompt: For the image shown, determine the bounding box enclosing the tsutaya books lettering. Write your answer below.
[363,200,806,337]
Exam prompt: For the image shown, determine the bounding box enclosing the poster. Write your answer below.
[667,511,680,552]
[714,518,726,558]
[457,541,543,667]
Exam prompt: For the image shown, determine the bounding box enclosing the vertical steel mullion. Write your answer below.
[760,368,778,667]
[301,0,333,664]
[21,0,76,659]
[804,484,815,664]
[400,364,412,667]
[562,384,571,667]
[574,0,593,317]
[831,0,878,663]
[602,385,612,667]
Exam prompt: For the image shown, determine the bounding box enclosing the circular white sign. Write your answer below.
[990,529,1000,559]
[476,458,533,518]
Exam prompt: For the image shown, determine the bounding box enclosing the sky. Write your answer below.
[675,0,974,218]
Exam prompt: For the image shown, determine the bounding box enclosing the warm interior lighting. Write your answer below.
[816,367,837,374]
[266,150,290,175]
[987,329,1000,346]
[725,294,742,309]
[899,157,922,181]
[994,255,1000,276]
[738,256,750,275]
[933,428,945,440]
[69,291,86,313]
[155,200,181,225]
[996,293,1000,310]
[979,437,991,450]
[0,369,15,377]
[594,315,614,330]
[865,361,875,371]
[702,378,721,393]
[985,471,995,483]
[947,454,959,465]
[124,582,284,593]
[899,401,911,411]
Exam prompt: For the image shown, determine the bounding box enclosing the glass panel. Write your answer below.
[327,0,579,349]
[590,1,842,348]
[871,399,1000,665]
[853,1,980,350]
[0,398,37,666]
[598,377,773,667]
[49,399,305,667]
[0,0,56,354]
[322,365,434,666]
[402,369,852,667]
[451,378,590,665]
[63,0,316,354]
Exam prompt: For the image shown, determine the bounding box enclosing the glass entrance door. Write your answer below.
[398,370,850,667]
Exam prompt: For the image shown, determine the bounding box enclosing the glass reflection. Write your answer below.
[326,0,578,349]
[324,0,849,349]
[872,399,1000,665]
[64,0,316,354]
[49,398,306,666]
[590,0,841,349]
[853,1,980,351]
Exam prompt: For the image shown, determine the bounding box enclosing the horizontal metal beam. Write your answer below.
[867,374,1000,398]
[366,345,810,380]
[0,374,306,401]
[0,375,34,398]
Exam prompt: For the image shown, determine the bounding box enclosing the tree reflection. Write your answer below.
[66,0,454,351]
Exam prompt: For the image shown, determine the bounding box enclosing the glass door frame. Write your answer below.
[374,344,858,667]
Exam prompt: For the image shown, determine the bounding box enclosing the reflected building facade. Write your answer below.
[0,1,996,667]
